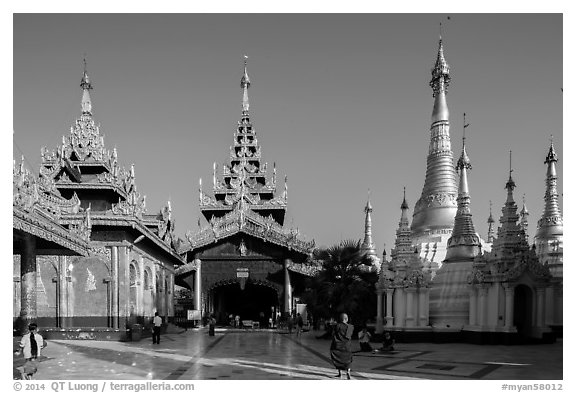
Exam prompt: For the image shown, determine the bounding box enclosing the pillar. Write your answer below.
[111,246,119,329]
[478,285,488,327]
[194,259,202,317]
[536,287,546,328]
[469,287,477,326]
[393,288,405,327]
[57,256,69,328]
[504,284,514,330]
[405,288,416,327]
[284,259,292,315]
[20,233,37,333]
[375,290,384,333]
[385,288,394,327]
[418,288,429,327]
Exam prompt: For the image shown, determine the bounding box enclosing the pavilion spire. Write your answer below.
[80,56,93,116]
[241,55,251,118]
[445,114,480,261]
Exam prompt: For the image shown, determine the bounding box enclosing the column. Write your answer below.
[418,288,429,327]
[194,259,202,317]
[57,256,69,328]
[536,287,546,328]
[385,288,394,327]
[504,284,514,330]
[478,285,488,327]
[20,233,37,333]
[375,290,384,333]
[393,288,405,327]
[284,259,292,315]
[405,288,416,327]
[544,287,554,326]
[111,246,119,329]
[469,287,477,326]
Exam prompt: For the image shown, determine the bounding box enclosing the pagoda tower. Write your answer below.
[360,193,381,271]
[429,117,480,329]
[198,56,287,225]
[486,201,496,243]
[491,152,530,265]
[411,35,458,265]
[376,188,431,332]
[534,140,563,278]
[466,152,556,341]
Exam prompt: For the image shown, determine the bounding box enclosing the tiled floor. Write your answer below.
[13,328,563,380]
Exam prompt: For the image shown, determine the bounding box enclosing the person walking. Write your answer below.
[329,313,354,379]
[16,323,45,380]
[152,312,162,344]
[208,314,216,336]
[295,313,304,338]
[287,313,294,334]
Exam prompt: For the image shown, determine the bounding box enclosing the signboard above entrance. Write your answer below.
[237,268,249,278]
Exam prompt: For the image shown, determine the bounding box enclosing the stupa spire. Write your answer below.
[487,200,495,243]
[80,56,93,115]
[534,137,563,276]
[445,114,480,261]
[519,194,530,243]
[241,55,251,117]
[411,33,458,246]
[361,190,378,262]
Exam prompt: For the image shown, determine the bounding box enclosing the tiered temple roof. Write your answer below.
[13,156,90,256]
[183,57,315,260]
[199,57,287,225]
[37,60,181,259]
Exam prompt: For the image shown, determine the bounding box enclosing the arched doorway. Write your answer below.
[210,280,279,327]
[513,284,534,339]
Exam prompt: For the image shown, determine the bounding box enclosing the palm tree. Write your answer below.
[302,239,377,328]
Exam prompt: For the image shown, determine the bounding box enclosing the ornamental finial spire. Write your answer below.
[430,32,451,124]
[80,55,93,115]
[241,55,251,115]
[506,150,516,193]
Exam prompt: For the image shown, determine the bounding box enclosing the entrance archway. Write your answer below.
[210,280,279,327]
[513,284,533,338]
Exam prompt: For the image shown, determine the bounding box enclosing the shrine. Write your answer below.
[176,58,318,325]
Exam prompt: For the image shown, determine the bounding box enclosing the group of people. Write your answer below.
[329,313,396,380]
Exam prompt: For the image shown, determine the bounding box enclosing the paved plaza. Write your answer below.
[13,327,562,380]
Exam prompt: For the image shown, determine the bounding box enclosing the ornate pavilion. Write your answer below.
[13,62,184,340]
[175,58,318,325]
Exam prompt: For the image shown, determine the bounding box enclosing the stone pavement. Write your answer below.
[12,327,563,380]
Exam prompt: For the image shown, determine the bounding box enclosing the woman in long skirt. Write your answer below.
[330,313,354,379]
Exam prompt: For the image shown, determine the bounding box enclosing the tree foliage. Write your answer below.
[301,239,378,327]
